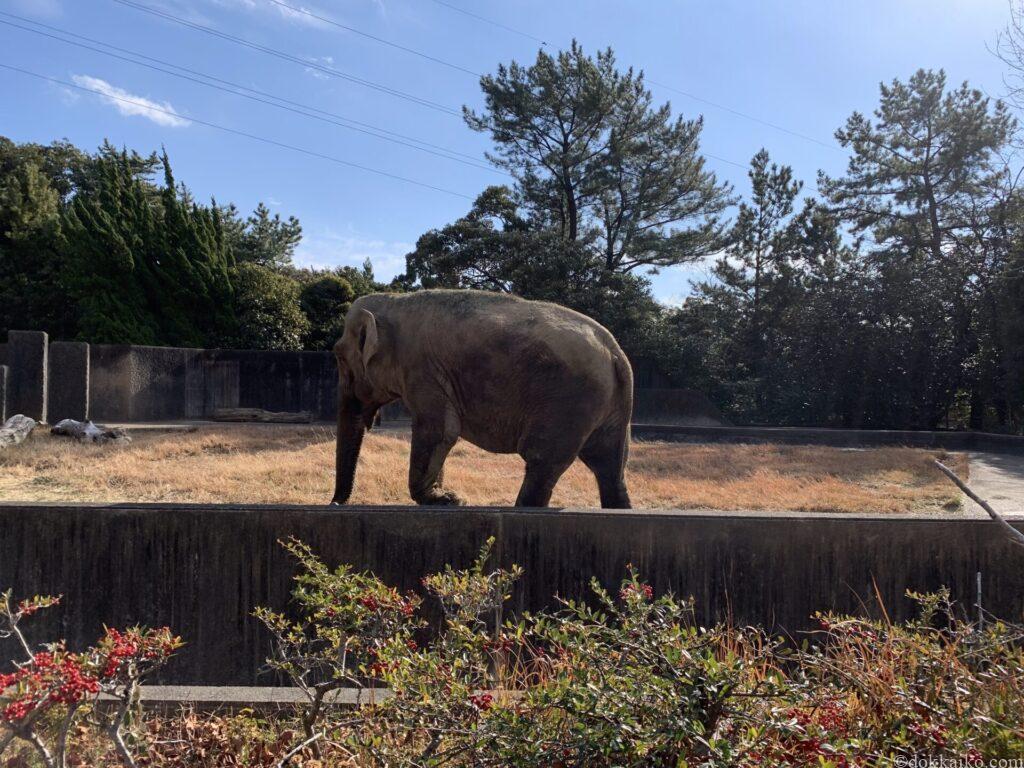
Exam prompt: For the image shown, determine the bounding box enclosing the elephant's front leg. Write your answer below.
[408,415,464,506]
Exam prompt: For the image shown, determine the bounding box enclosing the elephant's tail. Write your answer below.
[610,353,634,449]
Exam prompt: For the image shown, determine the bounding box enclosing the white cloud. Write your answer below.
[295,228,412,280]
[159,0,335,27]
[8,0,62,17]
[650,257,719,305]
[71,75,191,128]
[304,55,334,80]
[268,0,330,27]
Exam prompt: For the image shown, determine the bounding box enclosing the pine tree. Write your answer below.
[0,161,67,337]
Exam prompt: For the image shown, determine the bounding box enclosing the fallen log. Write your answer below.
[212,408,314,424]
[0,415,37,449]
[934,459,1024,549]
[51,419,130,444]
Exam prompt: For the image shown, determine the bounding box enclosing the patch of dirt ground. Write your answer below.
[0,425,968,513]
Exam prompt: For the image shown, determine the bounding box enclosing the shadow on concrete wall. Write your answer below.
[0,504,1021,686]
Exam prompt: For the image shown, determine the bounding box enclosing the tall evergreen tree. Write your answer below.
[820,69,1015,427]
[154,151,235,347]
[685,151,803,420]
[465,42,731,272]
[59,148,162,344]
[224,202,302,269]
[0,161,67,338]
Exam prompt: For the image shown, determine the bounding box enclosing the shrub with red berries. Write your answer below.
[0,647,100,724]
[5,548,1023,767]
[0,589,180,768]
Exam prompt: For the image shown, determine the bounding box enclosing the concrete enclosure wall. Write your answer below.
[0,504,1021,685]
[48,342,90,422]
[88,345,338,422]
[0,365,7,423]
[633,388,727,426]
[5,331,737,426]
[7,331,48,422]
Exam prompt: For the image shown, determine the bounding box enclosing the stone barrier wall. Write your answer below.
[86,344,339,423]
[3,331,741,427]
[4,329,1024,447]
[48,341,90,423]
[7,331,48,422]
[0,504,1021,685]
[0,333,340,424]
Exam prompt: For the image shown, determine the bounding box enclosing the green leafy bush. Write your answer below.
[4,543,1022,766]
[255,541,1024,767]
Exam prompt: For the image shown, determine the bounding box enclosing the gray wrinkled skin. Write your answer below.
[331,289,633,509]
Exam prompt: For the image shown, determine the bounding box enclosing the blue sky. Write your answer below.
[0,0,1014,302]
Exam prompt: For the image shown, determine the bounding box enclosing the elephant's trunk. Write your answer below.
[332,393,366,505]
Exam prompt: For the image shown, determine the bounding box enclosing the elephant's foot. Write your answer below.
[413,488,465,506]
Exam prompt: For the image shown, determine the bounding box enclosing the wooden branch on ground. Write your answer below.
[933,459,1024,549]
[212,408,313,424]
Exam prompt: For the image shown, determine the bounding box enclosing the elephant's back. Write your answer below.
[360,289,630,395]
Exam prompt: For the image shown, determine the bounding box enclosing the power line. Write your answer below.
[0,63,474,200]
[0,13,505,175]
[254,6,746,170]
[265,0,482,78]
[108,1,750,170]
[425,0,841,153]
[111,0,461,116]
[426,0,548,47]
[647,79,842,153]
[702,152,747,170]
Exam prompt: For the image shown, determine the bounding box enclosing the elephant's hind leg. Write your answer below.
[408,412,463,506]
[515,456,576,508]
[580,422,632,509]
[515,406,594,508]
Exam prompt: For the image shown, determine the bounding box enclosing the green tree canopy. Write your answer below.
[465,42,732,273]
[230,263,309,351]
[300,274,355,350]
[223,201,302,270]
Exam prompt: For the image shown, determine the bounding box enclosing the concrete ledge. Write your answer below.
[2,503,1022,685]
[114,686,390,711]
[632,424,1024,453]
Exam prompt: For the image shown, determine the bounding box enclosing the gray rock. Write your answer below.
[0,414,37,449]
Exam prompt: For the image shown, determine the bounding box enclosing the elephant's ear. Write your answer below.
[356,308,379,370]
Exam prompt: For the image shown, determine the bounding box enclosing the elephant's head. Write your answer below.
[331,307,390,505]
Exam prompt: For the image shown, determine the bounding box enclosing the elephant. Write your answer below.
[331,289,634,509]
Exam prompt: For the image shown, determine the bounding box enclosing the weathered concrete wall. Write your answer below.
[88,345,338,422]
[89,345,208,422]
[0,365,7,423]
[7,331,48,422]
[227,349,337,421]
[0,504,1021,685]
[48,342,90,422]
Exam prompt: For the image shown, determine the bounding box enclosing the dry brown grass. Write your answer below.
[0,425,967,513]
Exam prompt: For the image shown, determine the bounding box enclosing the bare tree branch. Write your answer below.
[933,459,1024,548]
